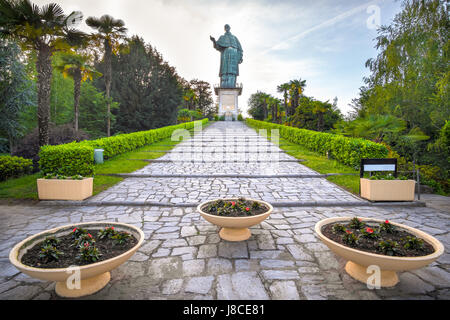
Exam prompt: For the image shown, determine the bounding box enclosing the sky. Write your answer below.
[34,0,403,116]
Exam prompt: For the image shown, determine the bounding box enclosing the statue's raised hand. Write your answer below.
[210,36,215,43]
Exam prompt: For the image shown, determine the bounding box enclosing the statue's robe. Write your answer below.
[215,32,243,78]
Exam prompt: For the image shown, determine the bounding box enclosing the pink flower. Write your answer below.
[245,207,250,211]
[88,234,92,238]
[72,228,77,232]
[366,227,374,234]
[231,201,236,206]
[385,220,390,224]
[84,243,89,247]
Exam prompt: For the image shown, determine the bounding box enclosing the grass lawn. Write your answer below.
[247,123,361,195]
[0,122,211,200]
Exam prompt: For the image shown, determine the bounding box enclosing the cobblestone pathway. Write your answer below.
[0,121,448,300]
[89,122,363,205]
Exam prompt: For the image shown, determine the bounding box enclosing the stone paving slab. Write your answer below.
[134,160,317,176]
[0,204,448,300]
[87,177,363,204]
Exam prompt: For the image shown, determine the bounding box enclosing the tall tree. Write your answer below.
[86,14,127,137]
[288,78,306,116]
[54,52,101,132]
[108,36,183,132]
[0,0,84,146]
[0,41,34,152]
[277,83,290,120]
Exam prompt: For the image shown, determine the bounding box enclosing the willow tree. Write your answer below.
[0,0,84,146]
[86,14,127,137]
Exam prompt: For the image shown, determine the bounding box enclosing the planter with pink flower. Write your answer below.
[197,198,273,241]
[315,217,444,287]
[9,222,144,298]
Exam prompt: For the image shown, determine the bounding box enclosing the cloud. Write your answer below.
[31,0,399,117]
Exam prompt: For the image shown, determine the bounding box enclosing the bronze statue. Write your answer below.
[210,24,243,88]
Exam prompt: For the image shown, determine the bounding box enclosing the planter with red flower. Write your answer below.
[197,198,273,241]
[9,222,144,298]
[315,217,444,287]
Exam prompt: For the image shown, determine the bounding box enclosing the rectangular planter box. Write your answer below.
[360,178,415,201]
[37,177,93,201]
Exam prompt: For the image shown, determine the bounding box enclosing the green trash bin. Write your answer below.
[94,149,104,164]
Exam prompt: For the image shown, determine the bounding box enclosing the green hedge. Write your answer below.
[0,155,33,181]
[246,119,388,168]
[39,119,208,176]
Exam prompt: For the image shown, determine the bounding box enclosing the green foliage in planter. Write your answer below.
[332,223,346,234]
[402,236,424,250]
[98,227,117,240]
[39,144,94,177]
[246,119,388,168]
[360,227,380,239]
[39,119,208,176]
[377,240,401,256]
[237,114,244,121]
[111,231,132,246]
[379,220,396,234]
[39,244,64,263]
[342,230,359,246]
[77,244,101,263]
[368,173,408,180]
[348,217,365,229]
[0,155,33,181]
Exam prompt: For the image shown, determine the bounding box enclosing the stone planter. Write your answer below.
[197,198,273,241]
[9,222,144,298]
[315,217,444,287]
[360,178,415,201]
[37,177,93,201]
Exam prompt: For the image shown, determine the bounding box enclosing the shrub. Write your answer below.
[12,124,90,171]
[0,155,33,181]
[237,114,244,121]
[246,119,388,168]
[39,144,94,177]
[39,119,208,176]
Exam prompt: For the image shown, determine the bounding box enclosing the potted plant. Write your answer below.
[9,221,144,298]
[37,174,93,201]
[197,198,273,241]
[360,174,415,201]
[315,217,444,287]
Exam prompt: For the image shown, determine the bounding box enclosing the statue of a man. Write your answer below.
[210,24,243,88]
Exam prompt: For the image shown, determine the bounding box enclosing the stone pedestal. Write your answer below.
[215,86,242,121]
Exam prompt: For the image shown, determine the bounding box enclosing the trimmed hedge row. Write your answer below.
[39,119,208,176]
[246,119,388,168]
[0,155,33,181]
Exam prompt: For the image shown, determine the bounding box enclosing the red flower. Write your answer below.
[88,234,92,238]
[366,227,374,234]
[345,230,352,234]
[245,207,250,211]
[231,201,236,206]
[111,227,114,230]
[84,243,89,247]
[385,220,390,224]
[72,228,77,232]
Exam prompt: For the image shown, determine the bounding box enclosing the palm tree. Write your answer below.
[289,78,306,116]
[86,14,127,137]
[0,0,84,146]
[54,52,102,132]
[257,93,271,120]
[311,100,328,132]
[277,83,290,121]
